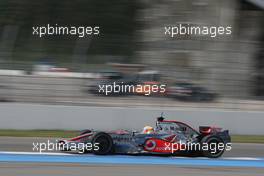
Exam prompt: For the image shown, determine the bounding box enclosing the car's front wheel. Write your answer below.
[91,132,113,155]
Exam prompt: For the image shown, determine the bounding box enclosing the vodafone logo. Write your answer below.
[144,140,156,151]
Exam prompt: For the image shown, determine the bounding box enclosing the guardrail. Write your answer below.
[0,103,264,135]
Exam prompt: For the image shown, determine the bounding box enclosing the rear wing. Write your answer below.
[199,126,222,135]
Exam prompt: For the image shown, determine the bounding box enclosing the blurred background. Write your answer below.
[0,0,263,110]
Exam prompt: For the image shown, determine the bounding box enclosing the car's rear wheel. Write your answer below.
[200,135,225,158]
[91,132,113,155]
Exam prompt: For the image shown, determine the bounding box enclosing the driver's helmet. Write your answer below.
[142,126,154,134]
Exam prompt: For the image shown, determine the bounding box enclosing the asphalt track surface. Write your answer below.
[1,163,263,176]
[0,137,263,157]
[0,137,264,176]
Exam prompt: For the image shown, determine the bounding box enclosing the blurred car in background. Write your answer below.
[32,62,69,74]
[134,70,164,96]
[87,74,137,96]
[166,82,217,101]
[97,70,124,80]
[87,70,164,96]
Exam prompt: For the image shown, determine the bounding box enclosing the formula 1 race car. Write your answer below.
[166,82,217,101]
[58,116,231,158]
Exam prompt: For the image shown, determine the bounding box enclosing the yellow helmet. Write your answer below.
[142,126,154,134]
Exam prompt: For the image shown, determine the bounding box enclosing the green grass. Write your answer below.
[231,135,264,144]
[0,130,79,138]
[0,130,263,143]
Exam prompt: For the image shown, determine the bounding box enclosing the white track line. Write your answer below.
[224,157,263,161]
[0,151,263,161]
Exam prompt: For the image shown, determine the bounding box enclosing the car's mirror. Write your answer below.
[132,130,138,136]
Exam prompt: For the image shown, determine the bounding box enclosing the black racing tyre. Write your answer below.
[57,140,71,151]
[200,135,225,158]
[91,132,113,155]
